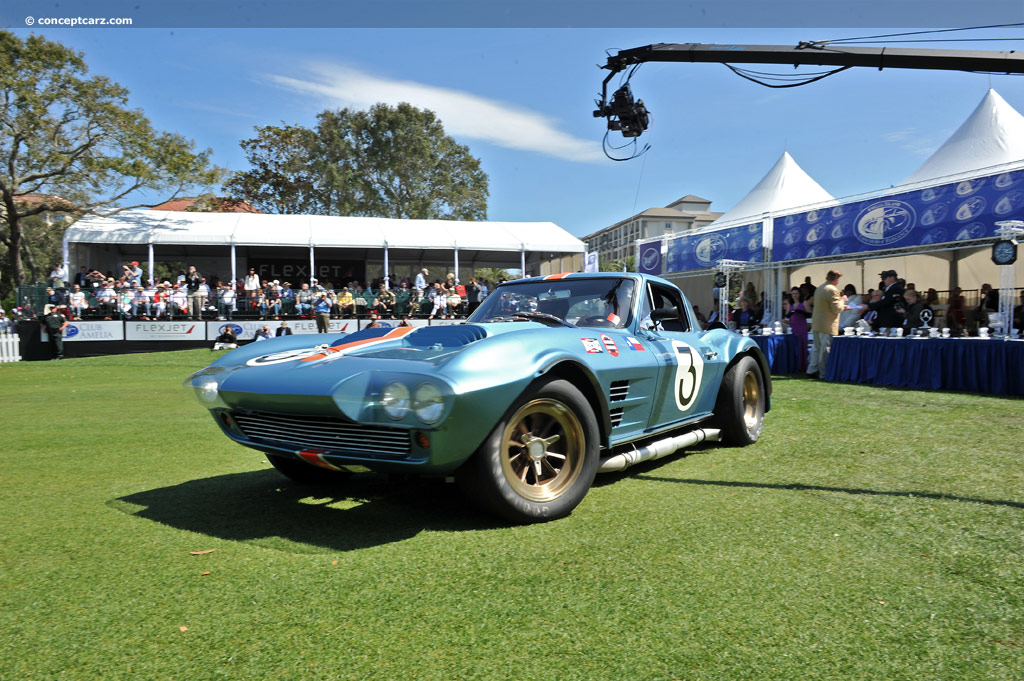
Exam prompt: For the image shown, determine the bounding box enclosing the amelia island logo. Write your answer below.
[693,234,727,267]
[641,245,661,271]
[854,200,917,247]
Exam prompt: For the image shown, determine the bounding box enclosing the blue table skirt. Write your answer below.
[823,336,1024,396]
[751,333,802,375]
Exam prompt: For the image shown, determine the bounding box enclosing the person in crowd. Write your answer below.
[170,285,189,319]
[72,266,89,288]
[279,281,295,316]
[197,278,212,317]
[275,321,293,336]
[185,266,203,320]
[85,268,105,289]
[118,286,134,318]
[311,277,325,292]
[465,277,482,316]
[151,283,168,319]
[95,281,116,317]
[729,297,760,328]
[866,269,905,331]
[428,282,448,320]
[898,288,932,331]
[946,287,962,305]
[263,286,281,319]
[123,261,143,287]
[414,268,428,302]
[336,286,355,317]
[212,326,238,351]
[41,304,69,360]
[447,287,464,317]
[398,316,412,327]
[365,314,383,329]
[244,268,261,307]
[946,295,967,335]
[692,305,707,327]
[49,263,67,290]
[0,310,11,334]
[375,285,396,318]
[218,282,236,320]
[808,270,849,378]
[254,325,272,342]
[838,283,863,330]
[788,286,810,371]
[132,285,151,318]
[1013,290,1024,335]
[45,286,67,311]
[314,292,332,333]
[799,282,815,317]
[253,289,268,319]
[296,283,313,317]
[923,288,940,307]
[861,290,881,328]
[69,285,88,320]
[978,283,999,312]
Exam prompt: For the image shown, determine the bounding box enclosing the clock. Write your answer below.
[991,240,1018,266]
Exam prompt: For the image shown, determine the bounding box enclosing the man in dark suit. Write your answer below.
[866,269,905,331]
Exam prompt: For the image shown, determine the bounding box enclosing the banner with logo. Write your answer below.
[126,321,206,341]
[46,321,124,342]
[665,222,764,273]
[772,168,1024,262]
[207,320,355,340]
[637,240,663,275]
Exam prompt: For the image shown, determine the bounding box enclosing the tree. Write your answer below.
[599,255,635,272]
[0,31,221,297]
[226,103,489,220]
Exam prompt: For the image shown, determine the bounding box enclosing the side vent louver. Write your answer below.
[610,380,629,402]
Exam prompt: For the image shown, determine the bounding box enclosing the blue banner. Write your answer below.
[665,222,763,272]
[637,240,663,275]
[772,168,1024,262]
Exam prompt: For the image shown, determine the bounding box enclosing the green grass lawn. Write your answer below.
[1,350,1021,680]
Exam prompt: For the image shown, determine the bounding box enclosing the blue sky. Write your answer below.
[8,3,1024,238]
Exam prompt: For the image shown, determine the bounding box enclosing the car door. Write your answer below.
[639,282,727,431]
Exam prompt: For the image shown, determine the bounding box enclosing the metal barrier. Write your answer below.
[0,331,21,363]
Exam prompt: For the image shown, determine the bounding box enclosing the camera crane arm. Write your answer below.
[596,42,1024,137]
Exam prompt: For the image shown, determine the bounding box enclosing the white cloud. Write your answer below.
[882,128,937,157]
[266,63,605,163]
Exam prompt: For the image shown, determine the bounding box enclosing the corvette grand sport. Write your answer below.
[187,273,771,522]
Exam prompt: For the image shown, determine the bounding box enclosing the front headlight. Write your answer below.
[196,378,221,405]
[380,381,411,420]
[412,383,445,424]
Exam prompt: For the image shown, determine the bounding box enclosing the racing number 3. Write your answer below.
[671,341,703,412]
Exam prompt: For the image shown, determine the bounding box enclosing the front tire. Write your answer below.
[712,355,765,446]
[457,378,600,523]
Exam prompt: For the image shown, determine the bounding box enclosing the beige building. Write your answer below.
[583,195,722,263]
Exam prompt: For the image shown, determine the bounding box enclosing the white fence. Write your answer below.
[0,332,20,363]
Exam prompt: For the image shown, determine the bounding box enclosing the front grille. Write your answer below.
[232,411,412,458]
[610,380,629,402]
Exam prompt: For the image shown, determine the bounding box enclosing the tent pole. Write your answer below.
[521,247,526,278]
[454,246,460,285]
[383,244,390,289]
[230,244,237,292]
[148,243,155,286]
[309,245,315,287]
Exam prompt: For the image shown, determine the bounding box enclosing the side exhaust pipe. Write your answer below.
[598,428,721,473]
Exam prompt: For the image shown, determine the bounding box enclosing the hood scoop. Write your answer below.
[405,325,488,348]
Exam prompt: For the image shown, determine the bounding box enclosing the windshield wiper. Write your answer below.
[512,312,576,328]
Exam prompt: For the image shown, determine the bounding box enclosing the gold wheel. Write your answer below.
[500,398,586,503]
[741,369,761,431]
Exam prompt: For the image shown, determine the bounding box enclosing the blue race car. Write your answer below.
[187,273,771,523]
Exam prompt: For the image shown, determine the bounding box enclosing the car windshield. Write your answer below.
[469,278,636,329]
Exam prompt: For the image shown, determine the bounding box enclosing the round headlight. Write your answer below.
[196,378,220,405]
[380,381,411,420]
[412,383,445,424]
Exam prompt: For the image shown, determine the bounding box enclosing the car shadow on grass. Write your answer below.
[112,469,504,553]
[630,474,1024,510]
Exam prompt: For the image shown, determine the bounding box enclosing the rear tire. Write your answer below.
[265,454,351,484]
[457,378,599,523]
[712,355,765,446]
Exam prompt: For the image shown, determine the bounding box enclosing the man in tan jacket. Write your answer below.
[808,270,848,378]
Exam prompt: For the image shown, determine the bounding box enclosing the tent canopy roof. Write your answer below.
[710,152,835,227]
[65,210,585,254]
[900,89,1024,187]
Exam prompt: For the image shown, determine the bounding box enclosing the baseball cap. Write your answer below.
[878,270,897,279]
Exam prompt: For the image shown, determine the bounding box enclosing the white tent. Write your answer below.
[900,88,1024,186]
[65,210,585,254]
[709,152,835,227]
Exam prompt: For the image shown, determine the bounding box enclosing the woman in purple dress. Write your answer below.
[788,286,810,372]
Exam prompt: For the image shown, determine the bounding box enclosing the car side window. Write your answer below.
[649,284,690,333]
